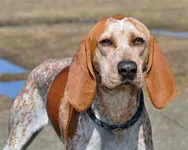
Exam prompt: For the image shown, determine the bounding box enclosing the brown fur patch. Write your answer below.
[46,66,69,136]
[112,15,126,20]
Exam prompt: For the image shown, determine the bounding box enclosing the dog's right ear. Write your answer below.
[146,36,177,109]
[62,39,96,112]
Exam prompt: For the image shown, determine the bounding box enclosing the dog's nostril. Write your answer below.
[121,69,127,73]
[130,68,137,74]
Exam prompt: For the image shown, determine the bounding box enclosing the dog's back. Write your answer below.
[3,57,71,150]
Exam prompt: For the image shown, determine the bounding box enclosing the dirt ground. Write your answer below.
[0,0,188,149]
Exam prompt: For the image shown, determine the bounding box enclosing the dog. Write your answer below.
[3,15,176,150]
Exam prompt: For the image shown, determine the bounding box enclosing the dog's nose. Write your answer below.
[118,61,137,80]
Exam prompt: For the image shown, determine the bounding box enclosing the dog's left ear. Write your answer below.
[62,39,96,112]
[146,36,177,109]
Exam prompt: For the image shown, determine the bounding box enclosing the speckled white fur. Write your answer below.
[3,58,72,150]
[66,17,153,150]
[4,17,154,150]
[93,17,150,90]
[67,108,153,150]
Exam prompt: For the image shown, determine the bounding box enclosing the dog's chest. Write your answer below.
[67,112,152,150]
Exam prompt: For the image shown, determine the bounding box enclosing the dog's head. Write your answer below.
[91,16,150,90]
[63,15,177,112]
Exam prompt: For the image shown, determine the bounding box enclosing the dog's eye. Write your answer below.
[99,39,113,46]
[133,38,144,46]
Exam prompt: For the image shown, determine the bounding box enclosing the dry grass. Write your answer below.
[0,0,187,30]
[0,72,29,81]
[0,23,93,68]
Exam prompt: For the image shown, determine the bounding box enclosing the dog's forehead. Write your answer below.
[88,15,150,47]
[106,17,136,31]
[102,17,150,39]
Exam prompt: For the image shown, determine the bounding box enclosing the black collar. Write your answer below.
[87,91,144,131]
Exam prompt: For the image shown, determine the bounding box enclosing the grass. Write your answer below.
[0,0,187,30]
[0,72,29,81]
[0,23,92,68]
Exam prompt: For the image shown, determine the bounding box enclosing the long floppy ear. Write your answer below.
[146,36,177,109]
[63,39,96,112]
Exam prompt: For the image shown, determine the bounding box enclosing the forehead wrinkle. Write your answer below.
[100,19,140,40]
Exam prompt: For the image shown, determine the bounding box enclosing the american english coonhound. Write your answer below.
[4,15,177,150]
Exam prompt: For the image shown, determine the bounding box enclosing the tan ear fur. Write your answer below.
[58,18,107,143]
[146,36,177,109]
[63,39,96,112]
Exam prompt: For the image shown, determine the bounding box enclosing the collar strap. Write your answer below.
[87,91,144,131]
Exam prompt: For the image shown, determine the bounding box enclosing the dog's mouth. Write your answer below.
[120,80,135,86]
[102,79,137,91]
[118,79,137,88]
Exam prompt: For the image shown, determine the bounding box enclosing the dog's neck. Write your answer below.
[92,84,140,125]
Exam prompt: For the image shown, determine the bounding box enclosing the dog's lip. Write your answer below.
[119,80,136,87]
[120,80,132,85]
[102,80,136,91]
